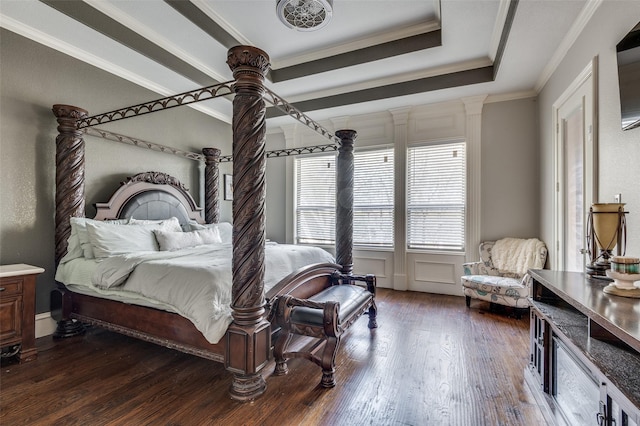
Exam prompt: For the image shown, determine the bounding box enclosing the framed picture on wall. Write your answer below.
[224,174,233,201]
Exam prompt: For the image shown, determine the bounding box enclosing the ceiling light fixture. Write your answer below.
[276,0,333,32]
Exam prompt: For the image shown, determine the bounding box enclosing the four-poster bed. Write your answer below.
[52,46,376,400]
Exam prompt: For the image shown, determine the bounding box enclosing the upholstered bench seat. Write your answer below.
[273,274,377,388]
[290,285,373,327]
[461,275,530,308]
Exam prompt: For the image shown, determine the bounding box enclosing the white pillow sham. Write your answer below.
[130,217,191,232]
[154,227,222,251]
[85,217,182,258]
[69,217,129,260]
[189,221,233,244]
[128,217,183,234]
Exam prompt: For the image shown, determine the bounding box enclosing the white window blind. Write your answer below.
[353,149,394,247]
[295,148,394,247]
[296,155,336,245]
[407,141,466,251]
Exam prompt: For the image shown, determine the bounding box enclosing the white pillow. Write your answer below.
[86,221,158,257]
[70,217,129,259]
[189,222,233,244]
[154,227,222,251]
[85,218,181,258]
[129,217,182,232]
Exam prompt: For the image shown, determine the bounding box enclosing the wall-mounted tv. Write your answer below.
[617,21,640,131]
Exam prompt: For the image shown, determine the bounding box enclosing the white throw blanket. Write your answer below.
[491,238,544,275]
[91,242,334,344]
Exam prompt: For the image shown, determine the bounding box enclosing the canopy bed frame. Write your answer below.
[52,46,362,401]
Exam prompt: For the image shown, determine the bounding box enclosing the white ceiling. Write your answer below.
[1,0,592,128]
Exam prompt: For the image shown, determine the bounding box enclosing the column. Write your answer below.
[51,104,88,338]
[202,147,221,224]
[390,107,411,291]
[462,95,487,263]
[225,45,271,401]
[335,129,357,275]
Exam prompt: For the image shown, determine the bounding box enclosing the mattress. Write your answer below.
[55,242,335,344]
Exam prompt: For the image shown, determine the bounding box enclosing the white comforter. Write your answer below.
[82,243,334,344]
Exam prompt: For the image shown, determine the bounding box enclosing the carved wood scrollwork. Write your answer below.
[227,46,270,324]
[202,148,221,224]
[52,104,88,264]
[226,45,271,402]
[335,130,357,275]
[124,171,188,191]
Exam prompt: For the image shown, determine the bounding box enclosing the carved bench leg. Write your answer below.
[465,296,471,307]
[273,331,292,376]
[368,301,378,329]
[320,335,340,388]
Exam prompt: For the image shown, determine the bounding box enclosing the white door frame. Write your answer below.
[553,57,599,271]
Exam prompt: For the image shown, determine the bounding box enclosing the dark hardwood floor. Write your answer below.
[1,289,547,426]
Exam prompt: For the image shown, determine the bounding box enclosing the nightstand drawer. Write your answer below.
[0,277,23,297]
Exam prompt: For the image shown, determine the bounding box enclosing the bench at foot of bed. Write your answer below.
[272,273,377,388]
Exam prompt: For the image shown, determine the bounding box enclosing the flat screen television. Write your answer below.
[617,22,640,131]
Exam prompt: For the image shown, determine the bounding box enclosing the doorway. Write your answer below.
[553,58,598,271]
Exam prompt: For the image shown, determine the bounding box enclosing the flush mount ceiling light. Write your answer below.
[276,0,333,31]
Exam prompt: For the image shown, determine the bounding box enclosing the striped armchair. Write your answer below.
[461,238,547,314]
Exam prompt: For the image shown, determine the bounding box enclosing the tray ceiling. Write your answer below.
[1,0,592,127]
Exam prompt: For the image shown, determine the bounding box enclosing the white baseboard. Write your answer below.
[35,312,57,338]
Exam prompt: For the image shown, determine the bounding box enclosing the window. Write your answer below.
[407,141,466,251]
[296,155,336,245]
[295,148,394,247]
[353,149,394,246]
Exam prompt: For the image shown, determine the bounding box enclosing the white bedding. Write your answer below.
[55,242,334,344]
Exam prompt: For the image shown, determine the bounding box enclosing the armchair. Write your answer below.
[461,238,547,313]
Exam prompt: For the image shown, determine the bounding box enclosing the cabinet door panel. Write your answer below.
[553,337,600,425]
[0,294,22,343]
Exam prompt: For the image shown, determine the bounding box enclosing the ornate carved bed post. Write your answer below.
[202,147,220,224]
[335,130,357,275]
[51,104,88,338]
[225,45,271,401]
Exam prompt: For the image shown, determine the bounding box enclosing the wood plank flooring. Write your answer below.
[1,289,547,426]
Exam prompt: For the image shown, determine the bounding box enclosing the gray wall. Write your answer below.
[264,97,541,248]
[0,29,232,313]
[538,4,640,267]
[481,97,540,241]
[264,132,288,243]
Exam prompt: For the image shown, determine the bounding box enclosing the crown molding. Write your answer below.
[0,15,232,124]
[281,57,492,104]
[84,0,228,83]
[489,0,512,62]
[272,20,441,69]
[534,0,603,92]
[190,0,253,46]
[485,89,537,104]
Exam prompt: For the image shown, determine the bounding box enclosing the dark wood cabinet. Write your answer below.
[0,264,44,362]
[526,270,640,426]
[529,307,550,392]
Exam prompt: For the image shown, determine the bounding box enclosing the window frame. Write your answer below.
[406,139,467,252]
[294,146,395,248]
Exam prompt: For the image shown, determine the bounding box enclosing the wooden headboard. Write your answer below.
[93,171,205,227]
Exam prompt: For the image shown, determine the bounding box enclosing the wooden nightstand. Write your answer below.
[0,264,44,362]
